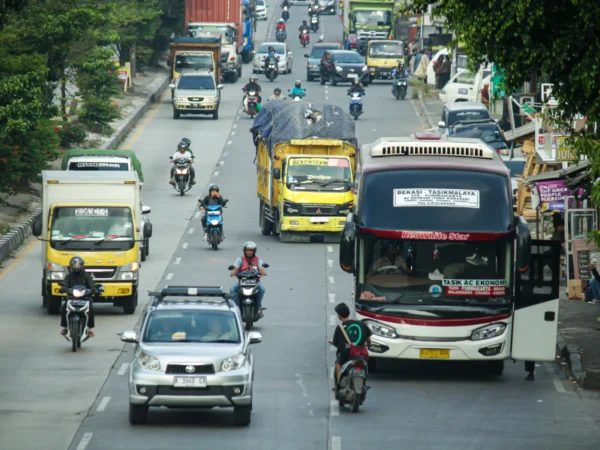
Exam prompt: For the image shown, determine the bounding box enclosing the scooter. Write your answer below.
[265,57,279,82]
[282,7,290,21]
[276,30,287,42]
[392,77,407,100]
[288,89,306,101]
[170,156,193,195]
[348,91,364,120]
[228,264,270,330]
[244,89,259,118]
[201,201,228,250]
[60,283,104,353]
[300,29,310,47]
[310,15,319,32]
[334,352,369,412]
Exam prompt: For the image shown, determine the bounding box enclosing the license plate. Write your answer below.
[173,376,207,388]
[192,103,200,107]
[458,88,468,95]
[419,349,450,359]
[348,74,358,78]
[310,217,329,223]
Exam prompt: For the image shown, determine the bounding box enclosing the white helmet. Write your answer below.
[243,241,257,253]
[279,18,284,23]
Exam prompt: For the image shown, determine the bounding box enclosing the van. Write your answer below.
[439,65,491,103]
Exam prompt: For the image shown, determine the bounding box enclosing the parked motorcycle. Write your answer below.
[288,89,305,102]
[244,89,259,118]
[265,57,279,82]
[300,29,310,47]
[333,349,369,412]
[392,77,407,100]
[348,91,364,120]
[228,264,270,330]
[282,7,290,21]
[170,156,193,195]
[60,283,104,352]
[201,201,228,250]
[310,15,319,32]
[276,30,287,42]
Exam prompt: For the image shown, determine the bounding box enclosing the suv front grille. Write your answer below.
[302,204,338,215]
[165,364,215,374]
[85,267,115,280]
[187,97,204,102]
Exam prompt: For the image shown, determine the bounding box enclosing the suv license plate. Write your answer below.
[348,74,358,78]
[174,376,207,388]
[192,103,200,107]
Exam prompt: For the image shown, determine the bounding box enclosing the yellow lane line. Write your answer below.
[0,239,40,281]
[123,90,167,150]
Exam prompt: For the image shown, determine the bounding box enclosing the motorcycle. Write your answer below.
[170,156,193,195]
[282,8,290,22]
[228,264,270,330]
[332,346,369,413]
[300,29,310,47]
[276,30,287,42]
[310,15,319,32]
[348,91,364,120]
[392,77,408,100]
[264,57,279,82]
[288,89,305,102]
[60,283,104,352]
[201,201,228,250]
[245,89,259,118]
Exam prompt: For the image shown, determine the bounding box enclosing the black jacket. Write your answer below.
[60,271,96,293]
[299,24,310,32]
[243,82,261,93]
[348,84,365,94]
[201,195,227,207]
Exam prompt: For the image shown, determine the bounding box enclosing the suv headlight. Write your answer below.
[175,96,186,102]
[470,323,507,341]
[364,320,398,339]
[335,65,343,72]
[137,352,161,371]
[46,262,66,280]
[221,354,246,371]
[362,65,368,72]
[119,262,139,280]
[204,96,217,102]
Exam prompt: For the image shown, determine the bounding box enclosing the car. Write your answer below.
[317,0,336,14]
[450,119,510,155]
[438,101,492,133]
[121,286,263,426]
[319,50,370,86]
[290,0,312,5]
[252,42,293,74]
[255,0,268,20]
[170,71,223,120]
[502,157,526,208]
[304,42,342,81]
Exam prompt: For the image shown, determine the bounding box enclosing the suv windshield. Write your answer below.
[258,44,285,54]
[178,75,215,90]
[310,46,338,58]
[333,53,364,64]
[144,310,240,343]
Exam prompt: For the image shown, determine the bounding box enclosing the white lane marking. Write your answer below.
[329,276,335,284]
[76,432,93,450]
[544,362,567,393]
[117,363,129,376]
[328,293,336,303]
[327,259,333,268]
[327,246,333,252]
[552,375,567,393]
[220,160,225,165]
[174,257,182,265]
[231,131,236,135]
[330,399,339,416]
[372,128,376,131]
[227,140,232,146]
[332,436,342,450]
[329,315,336,326]
[223,152,228,157]
[325,96,329,101]
[233,123,238,128]
[166,273,173,280]
[182,242,188,250]
[194,211,201,219]
[330,366,335,380]
[188,228,195,234]
[96,396,111,412]
[214,171,219,176]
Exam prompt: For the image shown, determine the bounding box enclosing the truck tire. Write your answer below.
[259,202,273,235]
[237,65,243,78]
[122,293,138,315]
[242,51,252,64]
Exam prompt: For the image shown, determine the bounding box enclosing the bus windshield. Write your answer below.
[357,236,512,306]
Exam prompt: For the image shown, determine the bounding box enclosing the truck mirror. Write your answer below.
[339,214,356,273]
[142,205,152,215]
[304,54,309,58]
[32,219,42,237]
[217,84,224,90]
[515,217,531,271]
[273,168,281,180]
[143,222,153,238]
[437,121,445,128]
[169,83,176,90]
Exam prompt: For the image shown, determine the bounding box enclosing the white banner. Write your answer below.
[393,188,480,208]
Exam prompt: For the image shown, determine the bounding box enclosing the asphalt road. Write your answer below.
[0,3,598,450]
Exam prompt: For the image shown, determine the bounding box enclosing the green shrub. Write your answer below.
[56,123,88,147]
[136,45,153,73]
[78,97,120,135]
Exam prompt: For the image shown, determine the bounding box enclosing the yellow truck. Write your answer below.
[32,171,150,315]
[253,102,358,243]
[366,39,405,82]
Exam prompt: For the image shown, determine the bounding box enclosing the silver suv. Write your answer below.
[170,70,223,120]
[120,286,263,426]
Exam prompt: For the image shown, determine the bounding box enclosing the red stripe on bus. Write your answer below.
[358,310,511,327]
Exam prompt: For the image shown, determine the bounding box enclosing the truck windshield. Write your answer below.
[369,43,404,58]
[357,236,512,306]
[68,162,129,171]
[50,207,135,251]
[187,26,233,44]
[354,11,391,26]
[178,75,215,90]
[286,157,351,189]
[175,54,213,72]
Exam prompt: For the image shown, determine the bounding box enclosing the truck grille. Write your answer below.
[85,267,116,280]
[302,204,338,215]
[357,30,389,42]
[165,364,215,374]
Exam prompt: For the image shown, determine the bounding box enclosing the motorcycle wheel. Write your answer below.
[394,90,400,100]
[212,232,219,250]
[351,392,360,412]
[400,89,406,100]
[178,179,185,196]
[244,305,254,330]
[70,321,78,353]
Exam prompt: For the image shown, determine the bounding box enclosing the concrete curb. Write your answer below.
[417,90,436,129]
[0,71,170,267]
[556,330,600,390]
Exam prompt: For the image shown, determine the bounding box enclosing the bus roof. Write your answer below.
[359,135,510,177]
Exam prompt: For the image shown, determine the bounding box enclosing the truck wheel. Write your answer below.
[48,295,61,315]
[230,72,238,83]
[259,202,273,235]
[237,65,243,78]
[122,293,138,315]
[140,244,146,261]
[242,51,251,64]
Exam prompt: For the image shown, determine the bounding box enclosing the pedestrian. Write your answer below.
[586,263,600,304]
[433,55,444,89]
[413,49,424,74]
[481,83,490,110]
[414,52,429,82]
[440,54,452,87]
[525,361,535,381]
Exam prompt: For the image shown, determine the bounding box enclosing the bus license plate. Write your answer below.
[419,349,450,359]
[173,376,207,388]
[310,217,329,223]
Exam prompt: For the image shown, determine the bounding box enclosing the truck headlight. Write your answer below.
[137,352,161,371]
[338,201,354,215]
[364,320,398,339]
[119,262,139,280]
[283,200,302,215]
[47,262,66,280]
[470,323,507,341]
[221,354,245,371]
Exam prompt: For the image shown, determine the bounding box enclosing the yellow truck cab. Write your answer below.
[32,171,149,315]
[253,102,358,243]
[366,39,405,81]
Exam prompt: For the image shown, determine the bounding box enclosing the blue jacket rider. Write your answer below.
[229,241,266,317]
[392,63,409,78]
[289,80,305,97]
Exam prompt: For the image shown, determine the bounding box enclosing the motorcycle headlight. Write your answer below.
[119,262,139,280]
[137,352,161,371]
[335,65,343,72]
[220,353,245,372]
[176,96,186,102]
[364,320,399,339]
[47,262,66,280]
[470,323,507,341]
[210,219,219,225]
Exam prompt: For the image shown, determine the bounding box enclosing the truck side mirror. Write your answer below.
[32,219,42,237]
[339,214,356,273]
[515,216,531,271]
[142,205,152,215]
[437,121,445,128]
[273,168,281,179]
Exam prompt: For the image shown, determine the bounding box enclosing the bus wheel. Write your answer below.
[485,360,504,376]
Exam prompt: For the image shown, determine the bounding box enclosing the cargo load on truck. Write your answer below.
[61,149,144,183]
[169,35,222,83]
[250,99,290,143]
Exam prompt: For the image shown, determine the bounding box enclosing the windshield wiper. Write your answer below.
[318,179,350,187]
[209,339,239,343]
[94,235,130,245]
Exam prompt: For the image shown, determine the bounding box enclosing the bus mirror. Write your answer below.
[32,219,42,237]
[273,168,281,180]
[339,214,356,273]
[515,217,531,271]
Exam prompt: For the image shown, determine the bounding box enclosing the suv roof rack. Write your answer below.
[369,137,496,159]
[148,286,234,306]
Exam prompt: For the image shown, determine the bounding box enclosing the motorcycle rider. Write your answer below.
[392,62,409,79]
[181,137,194,157]
[329,302,372,384]
[276,18,286,31]
[348,78,366,94]
[229,241,267,317]
[242,76,262,112]
[199,184,228,241]
[170,141,195,186]
[289,80,306,98]
[60,256,96,337]
[281,0,290,7]
[299,20,310,38]
[268,87,285,101]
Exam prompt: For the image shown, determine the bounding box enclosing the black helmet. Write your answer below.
[295,80,301,88]
[209,184,219,193]
[181,138,191,147]
[303,20,307,24]
[353,79,360,85]
[243,241,257,254]
[70,256,84,274]
[274,87,281,93]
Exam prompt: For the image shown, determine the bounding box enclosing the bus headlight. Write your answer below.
[364,320,398,339]
[470,323,506,341]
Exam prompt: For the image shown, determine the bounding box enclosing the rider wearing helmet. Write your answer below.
[243,76,262,111]
[289,80,306,98]
[59,256,97,337]
[229,241,267,316]
[277,18,286,31]
[348,78,365,94]
[392,61,409,79]
[180,138,195,157]
[199,184,228,240]
[170,141,195,186]
[268,87,285,101]
[265,46,280,69]
[299,20,310,37]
